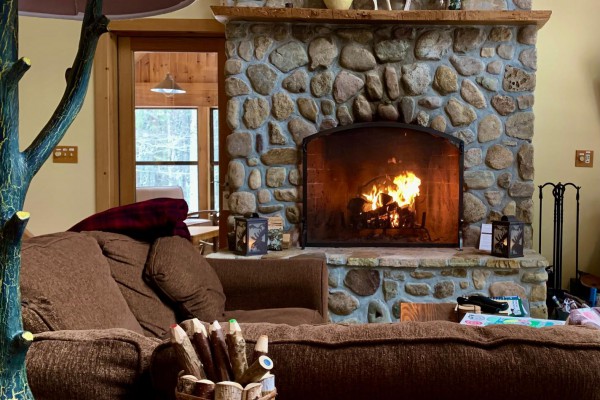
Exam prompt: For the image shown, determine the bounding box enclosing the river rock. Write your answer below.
[344,269,381,296]
[450,54,484,76]
[454,27,486,53]
[226,99,240,130]
[402,63,431,95]
[340,43,377,71]
[333,71,365,103]
[491,95,516,116]
[311,71,334,98]
[272,92,295,121]
[384,66,400,100]
[226,132,252,158]
[268,122,286,145]
[260,148,298,165]
[503,66,536,92]
[282,69,308,93]
[445,98,477,127]
[354,95,373,122]
[375,39,410,62]
[415,29,452,60]
[298,98,319,122]
[243,97,269,129]
[461,79,486,108]
[463,192,487,223]
[464,171,495,189]
[366,72,384,100]
[225,77,250,97]
[378,103,399,121]
[506,112,534,139]
[328,291,359,315]
[486,144,514,170]
[518,143,534,180]
[270,41,309,72]
[229,191,256,214]
[266,167,286,188]
[247,64,277,95]
[254,35,274,60]
[464,148,483,168]
[433,65,458,95]
[478,114,502,142]
[309,36,338,69]
[289,118,317,145]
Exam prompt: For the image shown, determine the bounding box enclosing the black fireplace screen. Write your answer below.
[302,122,463,247]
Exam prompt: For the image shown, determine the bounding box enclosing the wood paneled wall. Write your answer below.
[134,52,218,107]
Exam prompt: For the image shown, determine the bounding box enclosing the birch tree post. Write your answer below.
[0,0,108,397]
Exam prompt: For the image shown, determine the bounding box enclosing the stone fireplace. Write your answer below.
[214,1,551,321]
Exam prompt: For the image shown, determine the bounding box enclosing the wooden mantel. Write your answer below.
[211,6,551,28]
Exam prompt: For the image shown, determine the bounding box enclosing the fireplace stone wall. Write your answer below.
[219,0,547,319]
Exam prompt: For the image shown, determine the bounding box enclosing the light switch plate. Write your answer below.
[575,150,594,168]
[53,146,78,163]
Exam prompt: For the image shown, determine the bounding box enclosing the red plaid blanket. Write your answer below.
[69,198,191,241]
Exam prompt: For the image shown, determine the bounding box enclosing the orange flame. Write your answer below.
[362,172,421,212]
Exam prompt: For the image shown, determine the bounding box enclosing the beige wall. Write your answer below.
[18,1,600,286]
[536,0,600,286]
[18,1,219,235]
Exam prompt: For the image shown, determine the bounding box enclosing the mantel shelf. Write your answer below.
[211,6,551,28]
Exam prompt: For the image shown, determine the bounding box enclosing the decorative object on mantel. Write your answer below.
[491,216,524,258]
[173,319,277,400]
[234,214,269,256]
[323,0,354,10]
[448,0,461,9]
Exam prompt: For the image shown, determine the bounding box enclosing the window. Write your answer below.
[135,108,199,211]
[210,108,219,210]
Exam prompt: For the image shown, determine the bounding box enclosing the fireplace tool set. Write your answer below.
[538,182,599,311]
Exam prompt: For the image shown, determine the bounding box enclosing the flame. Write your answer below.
[362,172,421,212]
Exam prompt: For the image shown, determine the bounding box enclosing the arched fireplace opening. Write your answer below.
[302,122,464,247]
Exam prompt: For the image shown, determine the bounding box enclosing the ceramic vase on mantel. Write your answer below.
[323,0,353,10]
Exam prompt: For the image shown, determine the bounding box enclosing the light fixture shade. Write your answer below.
[18,0,195,20]
[151,73,186,96]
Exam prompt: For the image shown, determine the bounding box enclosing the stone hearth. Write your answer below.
[208,247,549,321]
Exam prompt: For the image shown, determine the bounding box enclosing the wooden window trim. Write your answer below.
[94,19,226,210]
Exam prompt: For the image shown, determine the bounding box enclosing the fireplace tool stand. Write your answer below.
[538,182,598,309]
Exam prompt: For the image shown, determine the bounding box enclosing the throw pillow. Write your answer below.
[21,232,144,334]
[69,198,191,242]
[144,236,226,322]
[85,231,178,338]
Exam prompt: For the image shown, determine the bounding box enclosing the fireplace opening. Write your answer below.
[302,122,464,247]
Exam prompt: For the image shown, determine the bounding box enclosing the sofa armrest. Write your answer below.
[27,328,161,400]
[207,256,328,318]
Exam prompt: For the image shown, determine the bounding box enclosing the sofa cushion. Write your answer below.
[21,232,144,334]
[151,321,600,400]
[27,328,160,400]
[85,231,178,338]
[223,308,324,325]
[145,236,226,322]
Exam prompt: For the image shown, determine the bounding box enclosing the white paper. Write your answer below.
[479,223,492,251]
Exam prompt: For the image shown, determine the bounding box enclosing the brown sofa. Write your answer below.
[21,232,600,400]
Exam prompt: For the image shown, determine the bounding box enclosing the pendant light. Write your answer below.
[151,73,186,97]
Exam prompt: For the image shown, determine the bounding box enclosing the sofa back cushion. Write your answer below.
[21,232,144,334]
[86,231,178,338]
[145,236,226,322]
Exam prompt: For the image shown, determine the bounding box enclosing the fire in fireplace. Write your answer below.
[302,122,464,247]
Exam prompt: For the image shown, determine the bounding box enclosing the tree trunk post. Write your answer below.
[0,0,108,398]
